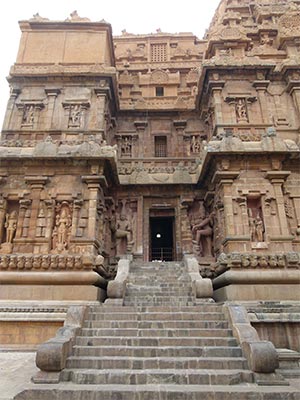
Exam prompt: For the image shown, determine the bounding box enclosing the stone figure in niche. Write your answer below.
[190,136,201,154]
[248,209,265,242]
[116,214,133,253]
[247,199,265,242]
[69,105,81,127]
[52,203,72,252]
[192,206,214,258]
[4,210,18,243]
[22,105,35,125]
[235,99,248,122]
[121,136,132,157]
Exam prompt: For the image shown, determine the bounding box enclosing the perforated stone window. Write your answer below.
[155,136,167,157]
[151,43,167,62]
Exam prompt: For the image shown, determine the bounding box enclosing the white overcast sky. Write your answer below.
[0,0,220,128]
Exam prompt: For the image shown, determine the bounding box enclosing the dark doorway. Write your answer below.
[150,216,174,261]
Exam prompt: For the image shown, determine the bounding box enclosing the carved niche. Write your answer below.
[52,202,72,252]
[63,102,90,129]
[225,96,257,124]
[247,198,265,243]
[16,102,45,129]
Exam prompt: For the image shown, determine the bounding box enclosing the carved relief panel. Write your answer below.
[63,102,90,129]
[189,200,214,259]
[0,201,19,253]
[16,102,45,129]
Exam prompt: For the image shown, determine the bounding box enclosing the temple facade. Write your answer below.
[0,0,299,312]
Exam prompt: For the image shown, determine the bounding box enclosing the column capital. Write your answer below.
[25,176,49,189]
[212,171,240,185]
[265,171,291,182]
[81,175,108,189]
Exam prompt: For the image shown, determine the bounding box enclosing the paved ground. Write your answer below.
[0,350,38,400]
[1,350,300,400]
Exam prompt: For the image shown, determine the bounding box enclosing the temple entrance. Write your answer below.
[150,216,174,261]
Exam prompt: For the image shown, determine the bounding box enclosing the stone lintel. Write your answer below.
[265,171,291,181]
[212,171,240,185]
[81,175,108,189]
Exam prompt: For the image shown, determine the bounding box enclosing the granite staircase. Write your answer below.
[15,261,300,399]
[124,261,196,306]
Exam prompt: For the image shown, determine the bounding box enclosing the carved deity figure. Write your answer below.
[248,208,265,242]
[235,99,248,122]
[52,205,72,252]
[69,105,81,127]
[121,136,132,157]
[192,208,214,258]
[116,214,133,253]
[4,210,18,243]
[190,136,201,154]
[22,105,35,125]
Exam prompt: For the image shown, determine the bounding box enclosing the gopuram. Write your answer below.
[0,1,300,399]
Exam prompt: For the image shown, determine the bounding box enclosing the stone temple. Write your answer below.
[1,1,300,398]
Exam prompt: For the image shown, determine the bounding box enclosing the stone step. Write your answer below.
[93,305,222,313]
[61,368,253,385]
[84,320,229,329]
[89,312,226,321]
[73,345,243,358]
[124,302,197,307]
[123,300,196,306]
[79,328,233,337]
[75,336,238,347]
[14,385,300,400]
[125,288,192,294]
[66,355,248,370]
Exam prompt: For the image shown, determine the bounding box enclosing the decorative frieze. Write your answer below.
[0,254,83,270]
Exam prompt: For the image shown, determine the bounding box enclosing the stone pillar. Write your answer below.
[265,171,291,237]
[71,199,83,238]
[2,88,21,131]
[95,86,111,139]
[173,120,187,157]
[287,80,300,116]
[134,121,148,158]
[82,175,107,240]
[212,171,240,245]
[253,80,271,124]
[207,80,225,129]
[291,196,300,236]
[45,88,61,129]
[136,197,143,256]
[15,199,32,239]
[180,200,193,255]
[25,176,49,239]
[44,199,55,241]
